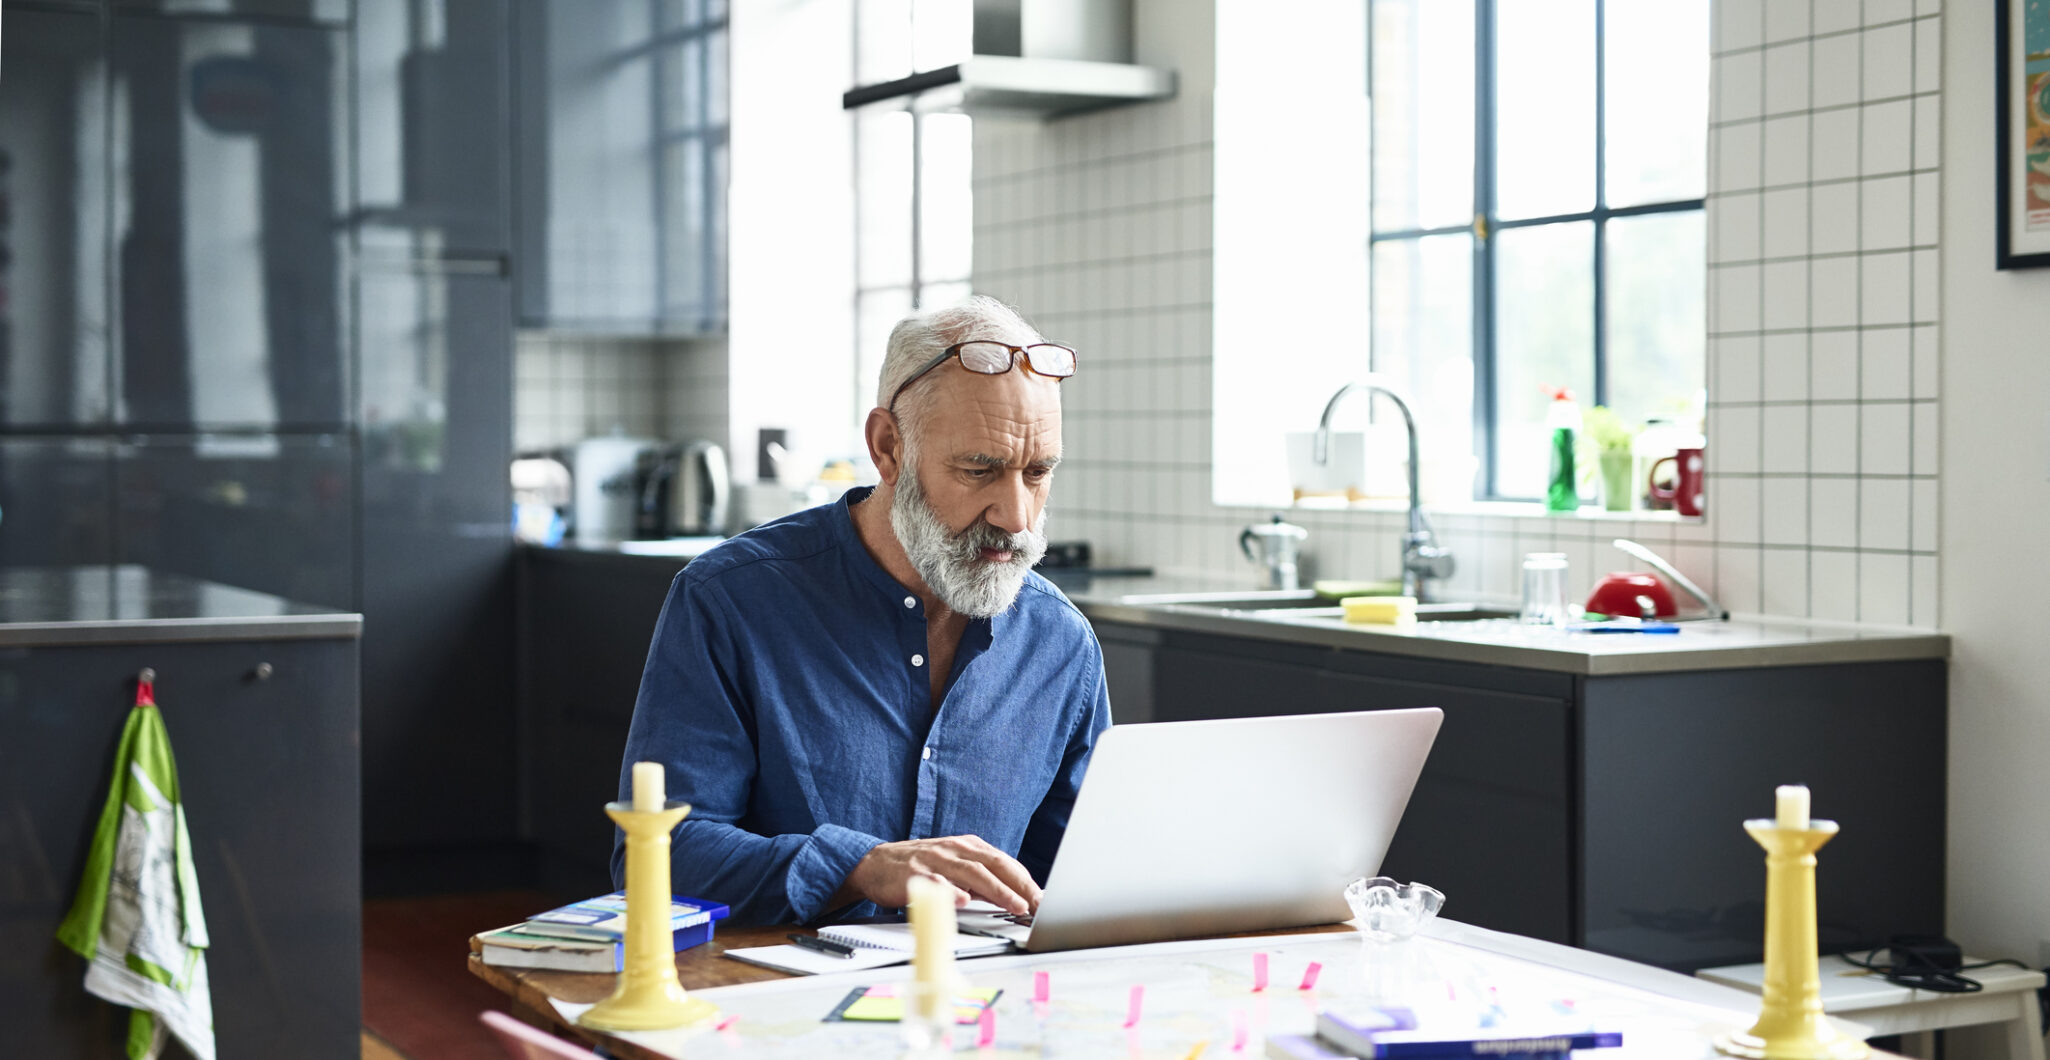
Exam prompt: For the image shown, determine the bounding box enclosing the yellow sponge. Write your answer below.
[1341,595,1418,625]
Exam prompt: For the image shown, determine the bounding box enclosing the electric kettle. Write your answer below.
[672,440,729,535]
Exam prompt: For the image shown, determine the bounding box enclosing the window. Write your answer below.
[851,0,974,413]
[1370,0,1708,501]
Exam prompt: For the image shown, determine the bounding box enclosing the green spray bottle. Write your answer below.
[1544,386,1581,512]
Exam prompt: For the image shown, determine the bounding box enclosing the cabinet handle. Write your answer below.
[251,662,274,682]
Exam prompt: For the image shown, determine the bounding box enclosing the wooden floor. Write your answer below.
[361,891,553,1060]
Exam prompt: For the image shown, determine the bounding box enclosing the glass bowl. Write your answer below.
[1343,876,1445,942]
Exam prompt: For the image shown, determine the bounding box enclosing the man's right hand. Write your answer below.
[841,835,1041,915]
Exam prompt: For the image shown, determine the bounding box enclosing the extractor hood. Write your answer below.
[843,0,1176,118]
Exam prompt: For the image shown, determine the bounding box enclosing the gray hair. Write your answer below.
[875,295,1044,436]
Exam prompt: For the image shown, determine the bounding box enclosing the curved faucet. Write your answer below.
[1314,376,1456,601]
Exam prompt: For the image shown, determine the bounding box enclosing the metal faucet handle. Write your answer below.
[1406,542,1455,582]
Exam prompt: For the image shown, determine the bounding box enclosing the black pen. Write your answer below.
[787,933,856,958]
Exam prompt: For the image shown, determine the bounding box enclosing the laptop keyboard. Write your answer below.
[999,912,1035,927]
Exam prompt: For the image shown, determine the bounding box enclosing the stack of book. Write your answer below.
[1267,1007,1623,1059]
[476,892,729,973]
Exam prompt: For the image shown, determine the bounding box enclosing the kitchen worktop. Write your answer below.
[524,541,1949,676]
[1048,572,1950,676]
[0,565,363,646]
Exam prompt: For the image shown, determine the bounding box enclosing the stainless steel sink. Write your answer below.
[1115,590,1517,622]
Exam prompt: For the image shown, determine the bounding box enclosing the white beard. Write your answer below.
[890,458,1049,619]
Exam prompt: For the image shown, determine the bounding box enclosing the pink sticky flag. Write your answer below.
[1124,985,1146,1027]
[1252,952,1269,992]
[1231,1009,1248,1051]
[714,1015,738,1032]
[1033,971,1050,1003]
[977,1006,996,1048]
[1298,962,1323,991]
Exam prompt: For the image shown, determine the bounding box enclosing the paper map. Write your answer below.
[546,920,1851,1059]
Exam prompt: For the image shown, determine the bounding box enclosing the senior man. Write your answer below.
[613,296,1111,926]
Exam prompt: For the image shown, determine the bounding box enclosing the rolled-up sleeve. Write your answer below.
[612,573,883,924]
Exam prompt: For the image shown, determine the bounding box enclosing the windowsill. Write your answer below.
[1285,495,1704,524]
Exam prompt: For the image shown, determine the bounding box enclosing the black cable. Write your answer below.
[1840,945,1984,994]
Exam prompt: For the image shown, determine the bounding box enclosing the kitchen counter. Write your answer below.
[1047,572,1950,676]
[0,565,363,647]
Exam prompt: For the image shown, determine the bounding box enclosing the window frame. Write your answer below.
[1368,0,1706,501]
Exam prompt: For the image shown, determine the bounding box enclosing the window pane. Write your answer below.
[1494,0,1595,220]
[1494,221,1595,498]
[858,288,915,409]
[858,0,913,83]
[661,138,708,320]
[1372,233,1477,501]
[1606,211,1706,425]
[918,113,973,283]
[911,0,972,71]
[1605,0,1709,207]
[1371,0,1475,233]
[706,27,728,125]
[918,279,972,311]
[857,110,913,288]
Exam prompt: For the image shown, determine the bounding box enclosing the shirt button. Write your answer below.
[911,653,925,667]
[903,596,917,609]
[922,746,933,761]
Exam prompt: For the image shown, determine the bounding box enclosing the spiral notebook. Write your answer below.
[721,922,1013,977]
[816,922,1014,958]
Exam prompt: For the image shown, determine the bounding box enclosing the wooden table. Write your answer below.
[469,922,1353,1059]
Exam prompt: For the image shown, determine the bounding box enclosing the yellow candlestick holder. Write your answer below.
[577,800,719,1032]
[1715,818,1868,1060]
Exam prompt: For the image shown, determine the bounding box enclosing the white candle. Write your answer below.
[1775,784,1810,828]
[907,875,956,1023]
[632,761,665,812]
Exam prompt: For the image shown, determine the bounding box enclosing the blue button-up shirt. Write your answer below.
[613,486,1112,925]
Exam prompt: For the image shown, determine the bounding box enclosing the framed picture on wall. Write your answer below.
[1997,0,2050,268]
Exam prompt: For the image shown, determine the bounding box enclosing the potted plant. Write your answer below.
[1582,406,1639,512]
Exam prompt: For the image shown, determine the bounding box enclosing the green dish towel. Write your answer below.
[56,683,215,1060]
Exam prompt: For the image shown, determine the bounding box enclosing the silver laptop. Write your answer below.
[959,707,1443,952]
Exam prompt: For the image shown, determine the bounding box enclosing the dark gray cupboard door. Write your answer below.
[0,7,112,429]
[0,437,115,568]
[0,637,361,1060]
[357,263,516,847]
[113,433,355,609]
[354,0,513,259]
[110,0,348,24]
[109,13,349,431]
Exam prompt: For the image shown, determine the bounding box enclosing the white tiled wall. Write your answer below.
[513,332,729,454]
[970,1,1940,626]
[1702,0,1941,625]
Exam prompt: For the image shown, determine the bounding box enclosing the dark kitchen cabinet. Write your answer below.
[515,546,680,896]
[1151,631,1575,944]
[110,0,347,23]
[1,631,360,1060]
[109,11,350,431]
[357,264,517,851]
[355,0,513,259]
[114,433,355,609]
[0,7,112,429]
[1105,619,1946,971]
[0,437,115,567]
[513,0,728,333]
